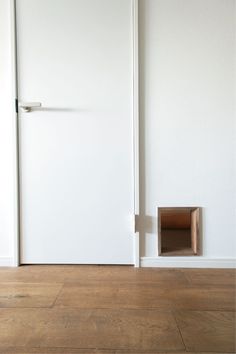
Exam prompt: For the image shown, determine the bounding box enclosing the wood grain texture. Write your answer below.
[0,308,184,351]
[0,282,62,308]
[181,268,236,287]
[174,311,236,353]
[0,266,235,353]
[0,350,234,354]
[55,281,235,311]
[0,349,116,354]
[0,266,189,285]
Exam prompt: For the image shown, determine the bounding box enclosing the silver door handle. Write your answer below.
[19,102,42,113]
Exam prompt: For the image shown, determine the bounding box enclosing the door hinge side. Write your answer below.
[134,214,139,233]
[15,98,18,113]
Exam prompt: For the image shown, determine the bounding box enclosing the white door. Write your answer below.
[16,0,134,264]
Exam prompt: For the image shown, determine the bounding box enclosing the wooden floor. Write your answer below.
[0,266,235,353]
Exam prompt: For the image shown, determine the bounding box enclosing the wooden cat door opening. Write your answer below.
[158,207,200,256]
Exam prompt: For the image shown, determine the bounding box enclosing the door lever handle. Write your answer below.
[19,102,42,113]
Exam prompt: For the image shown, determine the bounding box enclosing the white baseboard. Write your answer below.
[1,256,235,268]
[141,257,236,268]
[0,257,14,267]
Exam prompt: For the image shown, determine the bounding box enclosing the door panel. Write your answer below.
[17,0,134,264]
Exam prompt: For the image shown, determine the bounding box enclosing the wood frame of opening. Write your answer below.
[158,207,200,256]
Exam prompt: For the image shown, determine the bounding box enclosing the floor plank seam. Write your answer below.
[0,349,235,353]
[172,310,187,353]
[0,345,186,352]
[0,305,235,312]
[49,306,236,312]
[1,307,235,312]
[50,283,65,308]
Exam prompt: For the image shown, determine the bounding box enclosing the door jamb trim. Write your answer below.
[11,0,20,266]
[132,0,140,267]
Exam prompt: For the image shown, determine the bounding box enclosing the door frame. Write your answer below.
[10,0,140,267]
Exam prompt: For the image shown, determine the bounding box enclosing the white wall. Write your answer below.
[0,0,235,266]
[139,0,236,263]
[0,0,15,265]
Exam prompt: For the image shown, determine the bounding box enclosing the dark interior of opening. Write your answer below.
[160,210,194,256]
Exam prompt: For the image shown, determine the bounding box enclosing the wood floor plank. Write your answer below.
[181,269,236,287]
[55,281,235,311]
[0,266,235,353]
[0,266,189,285]
[174,310,236,353]
[0,350,234,354]
[0,349,116,354]
[0,282,62,308]
[0,308,185,351]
